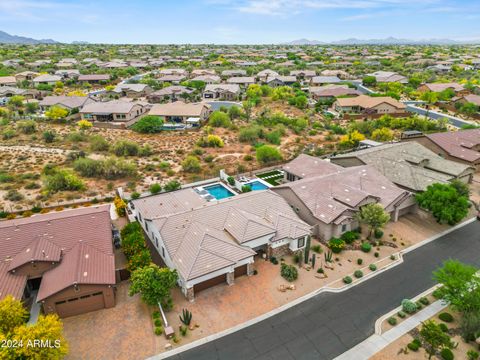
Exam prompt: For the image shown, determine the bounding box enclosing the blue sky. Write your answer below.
[0,0,479,44]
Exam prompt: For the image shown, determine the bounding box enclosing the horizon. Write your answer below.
[0,0,479,44]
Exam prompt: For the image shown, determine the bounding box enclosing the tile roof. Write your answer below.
[283,154,341,179]
[149,101,210,117]
[426,129,480,163]
[0,206,114,301]
[335,95,405,110]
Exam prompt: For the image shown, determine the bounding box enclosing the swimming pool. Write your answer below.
[245,180,269,191]
[204,183,235,200]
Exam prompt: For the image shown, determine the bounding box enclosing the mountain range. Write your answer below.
[282,37,480,45]
[0,30,58,44]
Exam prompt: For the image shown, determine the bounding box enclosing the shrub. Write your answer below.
[374,252,379,258]
[387,317,397,326]
[17,120,36,134]
[361,242,372,253]
[154,327,163,336]
[90,135,110,151]
[152,311,160,319]
[357,258,363,265]
[354,270,363,278]
[227,176,235,186]
[401,299,417,314]
[369,264,377,271]
[181,156,201,173]
[343,276,352,284]
[439,323,449,333]
[438,312,454,323]
[374,229,384,239]
[4,189,24,202]
[130,115,164,133]
[164,180,181,192]
[432,287,445,299]
[419,297,430,305]
[341,230,359,244]
[280,263,298,282]
[311,245,322,254]
[440,348,454,360]
[241,185,252,193]
[467,350,479,360]
[149,183,162,194]
[397,311,406,318]
[328,238,345,253]
[179,325,188,337]
[112,140,140,157]
[256,145,282,164]
[208,111,231,128]
[154,319,162,327]
[42,130,56,143]
[317,268,324,274]
[44,168,85,193]
[407,339,421,351]
[269,256,278,265]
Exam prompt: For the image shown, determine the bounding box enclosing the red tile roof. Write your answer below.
[426,129,480,163]
[0,205,114,301]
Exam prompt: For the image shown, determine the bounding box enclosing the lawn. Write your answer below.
[256,169,284,186]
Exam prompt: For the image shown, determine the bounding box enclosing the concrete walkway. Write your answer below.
[335,300,447,360]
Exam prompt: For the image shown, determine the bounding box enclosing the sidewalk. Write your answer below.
[334,301,447,360]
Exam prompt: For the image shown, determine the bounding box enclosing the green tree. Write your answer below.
[371,127,394,142]
[419,320,453,359]
[45,105,69,120]
[256,145,282,164]
[129,264,178,306]
[130,115,164,133]
[459,102,479,117]
[357,203,390,239]
[362,76,377,87]
[208,111,231,128]
[420,91,438,104]
[416,183,469,225]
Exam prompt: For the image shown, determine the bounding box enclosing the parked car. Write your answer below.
[112,226,121,249]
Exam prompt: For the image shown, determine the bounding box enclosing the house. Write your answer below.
[191,75,221,84]
[148,101,211,124]
[110,84,153,99]
[274,156,415,240]
[310,85,361,101]
[366,71,408,84]
[257,69,279,81]
[147,86,194,103]
[331,142,475,192]
[33,74,62,86]
[310,76,342,86]
[80,100,149,126]
[54,69,80,79]
[418,83,468,96]
[157,75,187,84]
[403,129,480,170]
[453,94,480,108]
[0,86,41,100]
[265,76,297,87]
[191,69,217,77]
[290,70,316,81]
[78,74,110,84]
[15,71,39,83]
[158,68,188,77]
[129,189,310,300]
[226,76,256,87]
[0,206,115,318]
[0,76,17,87]
[203,84,240,100]
[221,69,247,77]
[334,95,406,115]
[39,95,96,112]
[427,64,452,73]
[282,154,341,182]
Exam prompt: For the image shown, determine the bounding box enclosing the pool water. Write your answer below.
[204,184,235,200]
[245,180,269,191]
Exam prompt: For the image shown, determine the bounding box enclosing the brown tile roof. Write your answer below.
[426,129,480,163]
[0,206,114,301]
[283,154,341,179]
[335,95,406,110]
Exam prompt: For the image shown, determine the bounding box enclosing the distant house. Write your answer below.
[148,101,211,124]
[453,94,480,108]
[403,129,480,170]
[129,189,310,300]
[158,68,188,77]
[265,76,297,87]
[334,95,406,115]
[226,76,256,87]
[157,75,186,84]
[147,86,194,103]
[33,74,62,86]
[366,71,408,84]
[256,69,279,81]
[78,74,110,84]
[0,206,115,318]
[203,84,240,100]
[109,84,152,99]
[221,69,247,77]
[331,142,475,192]
[15,71,39,83]
[54,69,80,79]
[418,83,468,96]
[0,87,42,101]
[310,85,361,101]
[191,75,221,84]
[310,76,342,86]
[290,70,316,81]
[427,64,452,73]
[191,69,217,77]
[0,76,17,87]
[39,95,96,112]
[80,100,149,126]
[275,155,415,240]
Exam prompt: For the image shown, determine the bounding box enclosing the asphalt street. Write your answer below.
[166,220,480,360]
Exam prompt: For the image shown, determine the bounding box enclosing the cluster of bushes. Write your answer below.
[73,157,137,180]
[43,165,85,193]
[256,145,282,164]
[328,238,345,253]
[112,140,152,157]
[130,115,164,133]
[341,230,360,244]
[197,134,224,148]
[121,222,152,272]
[280,263,298,282]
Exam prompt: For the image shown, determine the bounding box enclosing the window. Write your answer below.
[297,237,305,249]
[145,222,149,232]
[162,247,165,258]
[154,237,158,248]
[341,224,347,233]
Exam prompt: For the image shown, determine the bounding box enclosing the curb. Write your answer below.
[148,217,476,360]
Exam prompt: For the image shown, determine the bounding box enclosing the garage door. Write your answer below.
[193,274,226,294]
[234,264,247,277]
[55,292,105,318]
